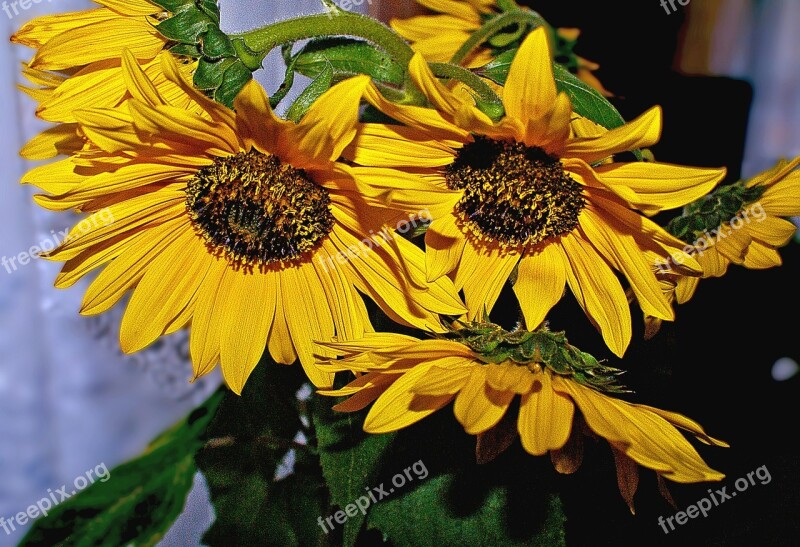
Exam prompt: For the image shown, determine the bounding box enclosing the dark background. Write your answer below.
[515,1,799,545]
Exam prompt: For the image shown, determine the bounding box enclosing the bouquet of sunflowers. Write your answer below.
[11,0,799,544]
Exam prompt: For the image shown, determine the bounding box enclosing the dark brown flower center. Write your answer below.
[445,137,585,247]
[185,149,334,266]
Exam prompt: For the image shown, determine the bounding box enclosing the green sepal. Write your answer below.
[167,42,202,58]
[194,57,237,90]
[148,0,194,13]
[668,182,768,243]
[293,38,405,86]
[441,320,628,393]
[156,7,217,44]
[200,26,236,60]
[213,60,253,108]
[286,63,334,122]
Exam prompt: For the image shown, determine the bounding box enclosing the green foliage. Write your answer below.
[366,411,567,547]
[312,395,396,546]
[19,392,223,547]
[197,361,328,546]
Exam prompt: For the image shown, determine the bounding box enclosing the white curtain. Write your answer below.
[0,0,364,544]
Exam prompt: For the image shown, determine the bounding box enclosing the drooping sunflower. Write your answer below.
[25,51,465,392]
[349,28,725,356]
[391,0,498,67]
[12,0,196,159]
[318,323,727,510]
[391,0,613,95]
[649,158,800,323]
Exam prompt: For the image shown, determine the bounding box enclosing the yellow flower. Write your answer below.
[24,51,465,393]
[318,328,727,510]
[12,0,195,160]
[392,1,613,95]
[658,158,800,308]
[391,0,497,67]
[349,29,725,356]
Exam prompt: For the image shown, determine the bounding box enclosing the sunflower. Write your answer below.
[391,0,498,67]
[348,28,725,356]
[25,51,465,392]
[318,323,727,510]
[391,0,612,95]
[654,157,800,309]
[12,0,195,159]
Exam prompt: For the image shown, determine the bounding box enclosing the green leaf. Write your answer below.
[213,60,253,108]
[198,360,329,546]
[293,38,405,86]
[312,394,396,546]
[476,50,627,132]
[366,411,567,547]
[286,63,334,122]
[551,63,626,131]
[19,392,224,547]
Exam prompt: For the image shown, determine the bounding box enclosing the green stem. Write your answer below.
[449,9,548,65]
[496,0,520,12]
[428,62,504,121]
[234,12,415,66]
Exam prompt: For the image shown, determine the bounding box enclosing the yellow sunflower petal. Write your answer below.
[460,243,520,321]
[189,258,229,379]
[425,214,468,282]
[745,216,797,247]
[30,19,164,71]
[579,208,673,321]
[518,372,574,456]
[120,230,211,353]
[219,268,277,395]
[80,218,185,315]
[589,161,726,215]
[454,368,514,435]
[513,244,568,330]
[20,124,84,160]
[561,232,632,357]
[363,363,455,433]
[286,76,370,167]
[556,378,724,483]
[504,28,557,128]
[565,107,662,164]
[742,241,782,269]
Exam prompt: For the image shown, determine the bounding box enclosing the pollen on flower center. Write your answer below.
[445,136,585,247]
[185,149,334,266]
